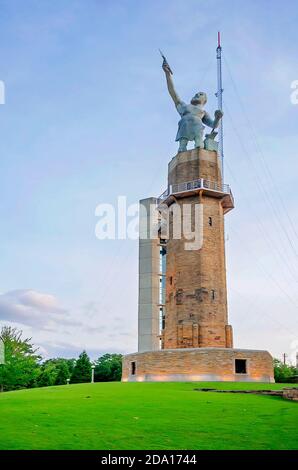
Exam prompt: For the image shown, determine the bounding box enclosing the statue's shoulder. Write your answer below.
[176,100,187,114]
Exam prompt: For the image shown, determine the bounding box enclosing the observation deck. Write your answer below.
[157,177,234,214]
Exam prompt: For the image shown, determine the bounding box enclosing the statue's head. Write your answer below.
[191,92,207,106]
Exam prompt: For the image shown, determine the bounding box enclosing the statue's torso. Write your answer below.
[175,102,205,141]
[177,102,205,119]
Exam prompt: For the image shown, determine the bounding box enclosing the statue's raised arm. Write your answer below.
[161,54,182,106]
[160,53,223,152]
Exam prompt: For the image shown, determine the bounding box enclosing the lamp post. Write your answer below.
[91,364,95,383]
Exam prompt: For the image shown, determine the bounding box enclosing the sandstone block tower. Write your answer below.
[122,147,274,383]
[163,148,233,351]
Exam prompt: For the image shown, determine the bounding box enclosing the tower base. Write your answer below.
[122,348,274,383]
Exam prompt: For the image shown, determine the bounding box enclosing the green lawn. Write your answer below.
[0,381,297,450]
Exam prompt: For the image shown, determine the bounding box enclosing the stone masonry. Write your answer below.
[163,148,233,349]
[122,348,274,383]
[122,148,274,383]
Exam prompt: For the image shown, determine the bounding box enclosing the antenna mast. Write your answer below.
[216,31,224,180]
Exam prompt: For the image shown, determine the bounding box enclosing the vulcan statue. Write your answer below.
[161,53,223,152]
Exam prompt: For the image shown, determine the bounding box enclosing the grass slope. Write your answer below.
[0,381,297,450]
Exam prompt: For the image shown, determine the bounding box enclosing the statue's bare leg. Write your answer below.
[178,138,188,152]
[194,134,204,149]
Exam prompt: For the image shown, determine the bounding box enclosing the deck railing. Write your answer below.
[158,178,233,204]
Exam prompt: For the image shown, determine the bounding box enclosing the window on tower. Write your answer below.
[159,307,165,332]
[208,217,213,226]
[235,359,247,374]
[131,361,136,375]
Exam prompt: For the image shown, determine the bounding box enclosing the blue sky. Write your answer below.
[0,0,297,362]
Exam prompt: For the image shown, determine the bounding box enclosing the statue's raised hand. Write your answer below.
[214,109,223,120]
[162,59,172,75]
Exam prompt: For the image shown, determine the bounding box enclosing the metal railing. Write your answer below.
[158,178,232,204]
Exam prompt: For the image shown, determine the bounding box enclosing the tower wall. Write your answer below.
[163,148,233,349]
[138,197,161,352]
[122,348,274,383]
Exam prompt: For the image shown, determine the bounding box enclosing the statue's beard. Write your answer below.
[191,99,202,105]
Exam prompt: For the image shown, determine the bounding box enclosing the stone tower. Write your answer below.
[163,148,234,350]
[122,145,274,383]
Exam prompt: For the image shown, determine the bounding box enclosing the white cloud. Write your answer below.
[0,288,137,359]
[0,289,68,327]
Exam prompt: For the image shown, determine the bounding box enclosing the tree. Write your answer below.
[55,361,70,385]
[64,358,76,376]
[37,362,57,387]
[0,326,41,392]
[94,353,122,382]
[70,351,92,384]
[39,358,73,386]
[274,359,297,383]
